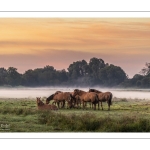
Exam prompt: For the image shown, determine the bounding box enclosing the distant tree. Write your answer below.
[130,74,144,86]
[67,60,88,80]
[98,64,127,86]
[56,69,68,83]
[140,62,150,75]
[0,68,8,85]
[89,57,106,80]
[22,69,36,86]
[6,67,22,86]
[136,80,141,87]
[141,77,150,88]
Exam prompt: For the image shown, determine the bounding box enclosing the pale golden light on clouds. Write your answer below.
[0,18,150,77]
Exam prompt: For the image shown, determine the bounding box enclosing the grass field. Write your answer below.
[0,97,150,132]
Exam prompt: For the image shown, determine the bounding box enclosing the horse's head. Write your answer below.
[73,89,80,97]
[36,97,44,106]
[46,94,54,104]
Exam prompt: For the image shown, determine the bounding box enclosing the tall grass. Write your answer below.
[37,110,150,132]
[0,107,36,115]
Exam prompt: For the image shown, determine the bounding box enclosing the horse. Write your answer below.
[73,89,99,110]
[89,89,113,110]
[46,92,73,109]
[36,97,58,110]
[46,91,64,106]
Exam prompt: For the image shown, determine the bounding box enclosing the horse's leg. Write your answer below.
[66,101,68,109]
[82,101,85,110]
[98,101,100,110]
[94,103,96,110]
[101,101,103,110]
[76,100,78,108]
[57,102,60,109]
[89,102,91,109]
[63,100,66,108]
[108,102,110,111]
[74,99,76,108]
[61,101,63,108]
[63,100,65,108]
[61,101,64,108]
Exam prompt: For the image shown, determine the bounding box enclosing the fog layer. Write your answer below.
[0,87,150,100]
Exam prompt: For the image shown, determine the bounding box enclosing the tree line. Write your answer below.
[0,57,149,88]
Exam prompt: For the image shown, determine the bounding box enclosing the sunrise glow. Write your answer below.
[0,18,150,77]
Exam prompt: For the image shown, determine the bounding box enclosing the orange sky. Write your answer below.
[0,18,150,77]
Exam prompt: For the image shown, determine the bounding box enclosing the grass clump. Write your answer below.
[37,111,150,132]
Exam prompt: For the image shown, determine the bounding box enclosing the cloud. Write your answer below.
[1,18,150,77]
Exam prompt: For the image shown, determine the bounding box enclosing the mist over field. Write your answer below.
[0,87,150,99]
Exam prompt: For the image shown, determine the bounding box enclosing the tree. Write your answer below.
[6,67,22,86]
[0,68,8,85]
[131,74,144,86]
[89,57,106,80]
[140,62,150,75]
[67,60,88,80]
[98,64,127,86]
[141,77,150,88]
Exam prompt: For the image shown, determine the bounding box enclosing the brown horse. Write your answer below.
[46,92,73,109]
[46,91,63,106]
[36,97,58,110]
[89,89,113,110]
[73,89,99,110]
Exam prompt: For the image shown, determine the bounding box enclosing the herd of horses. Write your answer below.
[36,88,113,111]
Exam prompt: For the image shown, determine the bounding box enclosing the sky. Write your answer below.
[0,18,150,78]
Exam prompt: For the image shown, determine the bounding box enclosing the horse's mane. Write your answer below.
[89,89,102,93]
[54,91,62,95]
[74,89,85,92]
[74,89,79,91]
[47,94,54,100]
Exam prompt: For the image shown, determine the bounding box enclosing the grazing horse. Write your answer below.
[89,89,113,110]
[46,91,63,106]
[36,97,58,110]
[46,92,73,109]
[73,89,99,110]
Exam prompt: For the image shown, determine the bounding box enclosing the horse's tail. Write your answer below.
[109,93,113,105]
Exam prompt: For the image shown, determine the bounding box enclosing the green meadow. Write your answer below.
[0,97,150,132]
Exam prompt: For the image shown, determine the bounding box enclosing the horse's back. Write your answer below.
[50,104,58,110]
[54,92,70,101]
[82,92,97,102]
[38,104,58,110]
[97,91,112,101]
